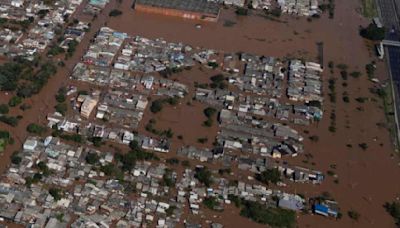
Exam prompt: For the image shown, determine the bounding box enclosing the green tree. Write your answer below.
[360,23,385,40]
[150,99,163,113]
[194,167,213,187]
[385,201,400,226]
[109,9,123,17]
[0,104,9,114]
[49,188,62,201]
[8,96,22,107]
[255,168,281,185]
[26,123,47,135]
[86,152,100,165]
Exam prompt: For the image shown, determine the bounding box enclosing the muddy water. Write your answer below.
[0,0,399,227]
[107,0,400,227]
[138,67,221,152]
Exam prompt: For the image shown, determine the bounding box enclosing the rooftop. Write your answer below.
[135,0,220,16]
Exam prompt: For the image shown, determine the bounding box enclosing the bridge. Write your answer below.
[382,39,400,47]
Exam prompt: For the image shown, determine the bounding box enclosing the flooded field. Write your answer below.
[0,0,399,227]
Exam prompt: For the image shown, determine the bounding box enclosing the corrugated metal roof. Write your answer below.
[136,0,220,16]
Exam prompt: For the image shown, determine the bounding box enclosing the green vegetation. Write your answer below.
[100,163,120,177]
[55,213,64,222]
[54,87,68,115]
[207,61,219,69]
[181,160,190,167]
[342,92,350,103]
[361,0,377,18]
[0,115,19,127]
[327,170,335,176]
[11,151,21,165]
[0,138,5,152]
[374,84,399,148]
[159,67,185,78]
[230,198,296,227]
[194,167,213,187]
[384,201,400,226]
[0,131,10,152]
[59,133,83,143]
[0,104,9,114]
[88,136,104,147]
[328,78,336,103]
[360,23,385,41]
[235,8,248,16]
[268,8,282,18]
[166,157,180,165]
[166,205,176,216]
[37,161,50,176]
[3,60,58,99]
[319,0,335,18]
[150,96,180,113]
[86,152,100,165]
[161,169,175,187]
[55,87,67,103]
[55,102,68,115]
[340,70,348,80]
[109,9,123,17]
[309,135,319,142]
[329,110,337,133]
[26,123,47,135]
[204,107,217,118]
[348,209,360,221]
[8,96,22,107]
[115,147,158,172]
[359,143,368,150]
[203,197,221,211]
[255,168,281,185]
[365,62,376,79]
[47,45,65,56]
[210,74,227,89]
[150,100,163,113]
[145,119,174,138]
[0,61,28,91]
[49,188,63,201]
[328,61,335,73]
[350,71,362,78]
[19,103,31,111]
[66,40,79,58]
[218,168,231,175]
[203,107,217,127]
[197,137,208,144]
[355,97,368,103]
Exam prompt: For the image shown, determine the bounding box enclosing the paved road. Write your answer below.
[377,0,399,35]
[376,0,400,145]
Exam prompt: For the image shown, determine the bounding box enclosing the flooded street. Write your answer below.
[108,0,400,227]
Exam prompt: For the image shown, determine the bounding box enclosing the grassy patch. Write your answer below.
[0,139,5,152]
[381,84,399,149]
[361,0,377,18]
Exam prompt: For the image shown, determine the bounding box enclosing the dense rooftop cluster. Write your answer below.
[0,135,337,227]
[0,0,83,58]
[0,20,339,226]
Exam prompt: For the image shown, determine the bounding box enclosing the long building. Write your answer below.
[134,0,220,22]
